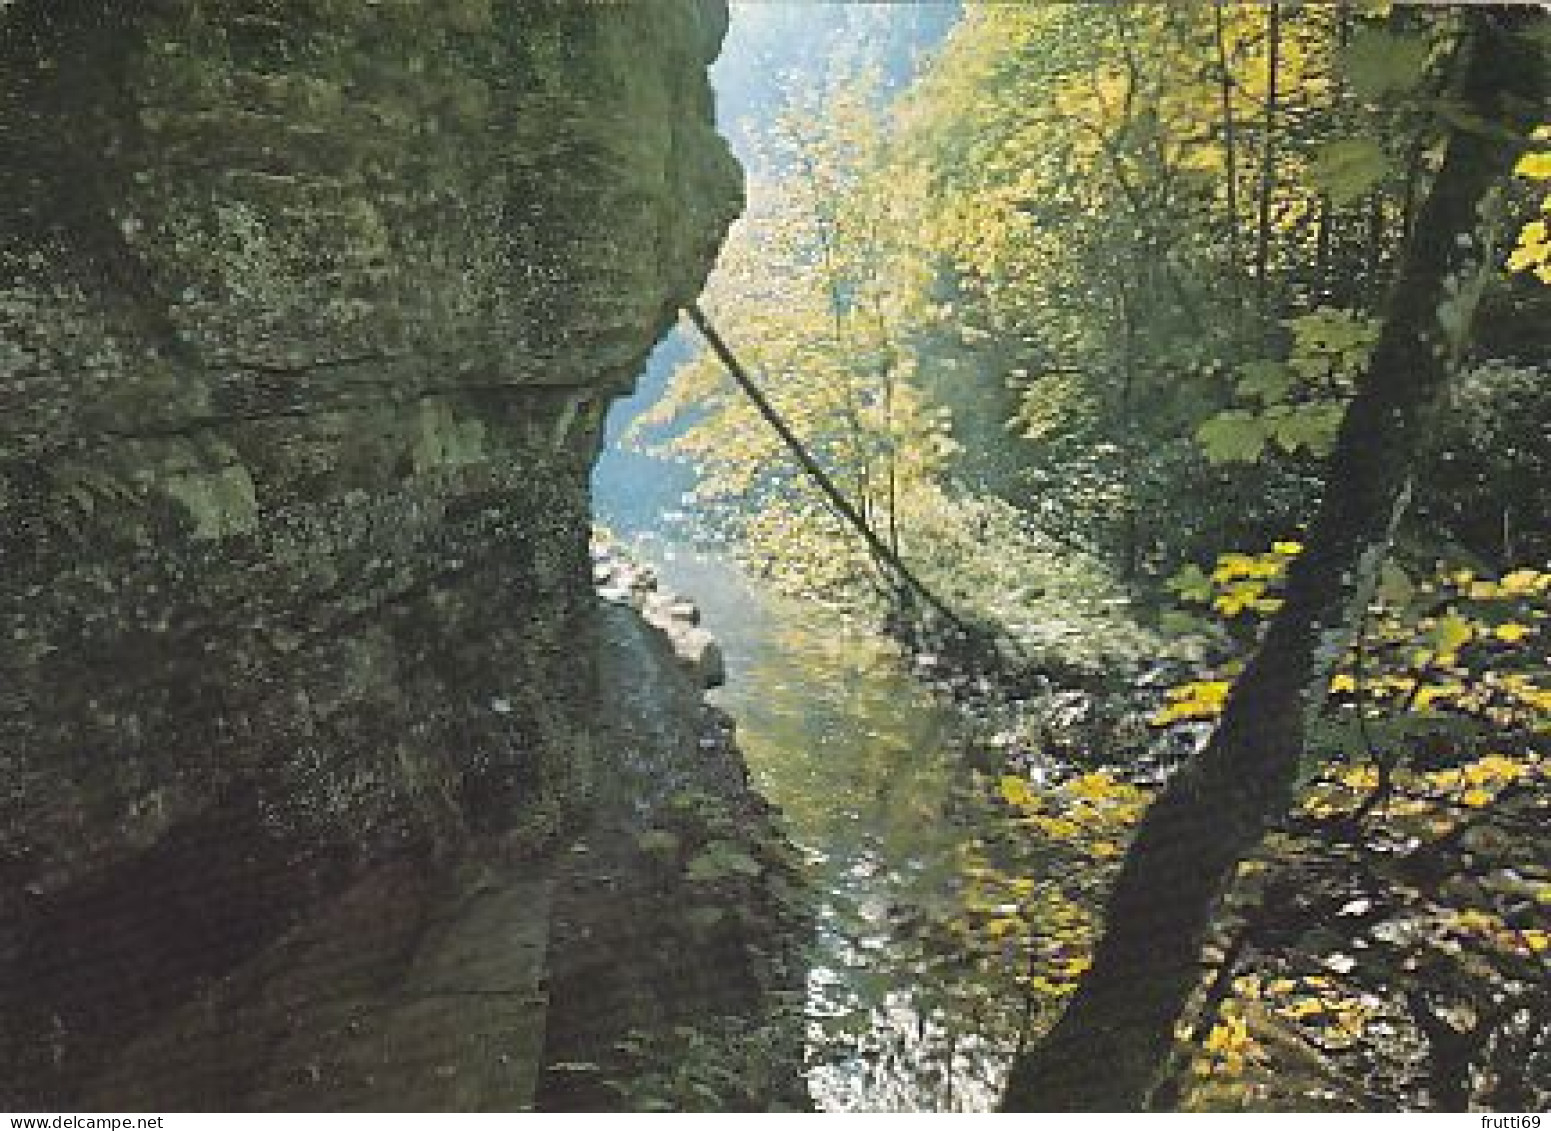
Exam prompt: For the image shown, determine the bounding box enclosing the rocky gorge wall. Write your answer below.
[0,0,745,1106]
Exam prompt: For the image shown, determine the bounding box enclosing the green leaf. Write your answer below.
[1158,610,1207,637]
[1342,26,1432,101]
[1309,138,1393,207]
[1377,561,1414,608]
[1268,403,1346,456]
[1236,360,1295,404]
[1429,613,1474,654]
[1168,563,1214,603]
[1197,410,1269,464]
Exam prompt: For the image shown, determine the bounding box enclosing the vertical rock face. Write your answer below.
[0,0,741,1103]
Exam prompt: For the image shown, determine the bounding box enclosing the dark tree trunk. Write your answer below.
[1213,2,1242,299]
[1253,1,1281,311]
[1000,9,1544,1112]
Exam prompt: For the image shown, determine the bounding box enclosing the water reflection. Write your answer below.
[629,535,1009,1111]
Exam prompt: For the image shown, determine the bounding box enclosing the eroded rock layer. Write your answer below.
[0,0,741,1105]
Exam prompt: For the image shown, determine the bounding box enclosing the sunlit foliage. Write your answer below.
[629,4,1547,1109]
[1153,550,1550,1108]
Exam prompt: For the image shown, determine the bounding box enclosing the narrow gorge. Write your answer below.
[5,2,1545,1114]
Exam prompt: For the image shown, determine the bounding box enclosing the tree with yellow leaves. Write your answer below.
[1002,9,1545,1110]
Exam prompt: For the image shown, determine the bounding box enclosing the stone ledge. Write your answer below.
[594,546,727,691]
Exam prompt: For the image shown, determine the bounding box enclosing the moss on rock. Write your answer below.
[0,0,741,1106]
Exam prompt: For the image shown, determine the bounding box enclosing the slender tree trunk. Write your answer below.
[1000,10,1543,1112]
[1401,138,1428,248]
[1368,191,1388,291]
[797,151,876,529]
[882,359,901,559]
[1213,4,1243,299]
[1315,193,1333,302]
[867,299,904,560]
[1253,2,1281,310]
[1116,280,1142,581]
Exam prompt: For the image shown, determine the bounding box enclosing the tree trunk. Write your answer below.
[1314,193,1333,302]
[1213,3,1243,300]
[1253,2,1281,311]
[1000,9,1543,1112]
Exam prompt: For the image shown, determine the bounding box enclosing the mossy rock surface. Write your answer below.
[0,0,741,1107]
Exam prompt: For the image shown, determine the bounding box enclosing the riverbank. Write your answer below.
[67,551,807,1112]
[605,534,1015,1109]
[538,542,808,1111]
[604,533,1210,1110]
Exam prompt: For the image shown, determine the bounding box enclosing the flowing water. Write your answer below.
[587,7,1015,1107]
[624,533,1014,1110]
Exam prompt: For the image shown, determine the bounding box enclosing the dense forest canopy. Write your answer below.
[624,0,1550,1111]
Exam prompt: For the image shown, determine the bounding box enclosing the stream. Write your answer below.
[583,7,1027,1108]
[620,531,1014,1111]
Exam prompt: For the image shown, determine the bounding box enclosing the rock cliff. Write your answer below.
[0,0,745,1106]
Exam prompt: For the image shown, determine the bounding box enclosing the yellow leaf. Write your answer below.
[1279,998,1326,1020]
[1515,151,1551,179]
[1508,241,1549,272]
[1499,568,1549,595]
[1454,909,1499,933]
[1494,622,1533,644]
[1340,765,1380,789]
[1153,680,1233,724]
[1430,613,1474,653]
[1502,679,1551,713]
[1067,771,1119,800]
[1033,816,1081,839]
[1000,775,1036,809]
[1413,683,1463,709]
[1462,754,1522,785]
